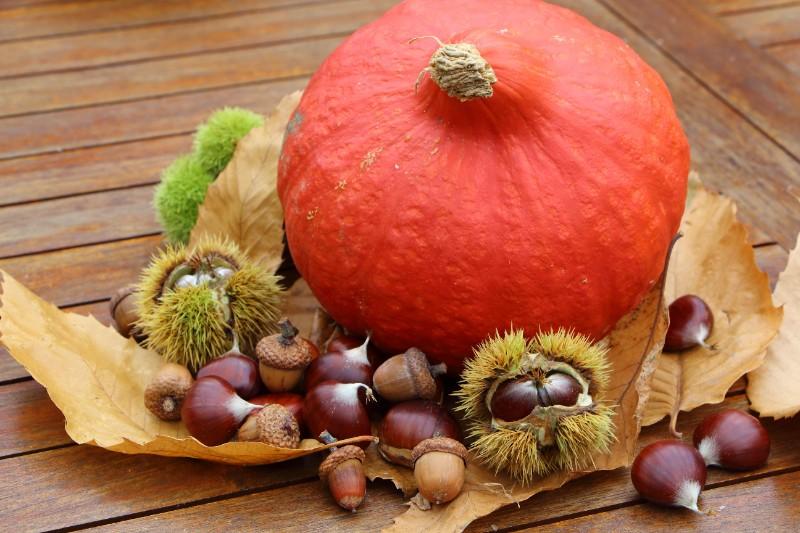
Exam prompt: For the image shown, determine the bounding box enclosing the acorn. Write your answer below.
[372,348,447,403]
[692,409,770,471]
[256,319,317,392]
[411,437,468,505]
[109,285,142,339]
[135,238,283,371]
[455,329,615,483]
[181,376,261,446]
[631,440,707,512]
[237,403,300,448]
[318,431,367,512]
[378,400,461,467]
[144,363,194,421]
[250,393,305,432]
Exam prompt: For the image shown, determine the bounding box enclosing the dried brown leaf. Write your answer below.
[643,187,783,431]
[380,277,668,532]
[0,269,372,464]
[189,91,302,273]
[364,444,418,497]
[748,233,800,418]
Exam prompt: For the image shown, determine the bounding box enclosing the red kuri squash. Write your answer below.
[278,0,689,369]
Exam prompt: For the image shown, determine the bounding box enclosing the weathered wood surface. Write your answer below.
[0,0,798,531]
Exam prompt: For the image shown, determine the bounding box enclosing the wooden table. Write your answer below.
[1,0,799,531]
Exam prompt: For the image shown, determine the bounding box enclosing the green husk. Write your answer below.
[193,107,264,177]
[153,155,214,244]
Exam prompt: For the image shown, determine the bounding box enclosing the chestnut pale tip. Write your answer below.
[696,436,721,467]
[674,479,702,513]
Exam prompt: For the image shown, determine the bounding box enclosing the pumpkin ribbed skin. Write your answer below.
[278,0,689,369]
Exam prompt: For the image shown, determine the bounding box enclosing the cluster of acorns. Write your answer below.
[130,309,468,512]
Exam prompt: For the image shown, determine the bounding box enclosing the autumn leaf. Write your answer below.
[642,186,783,432]
[378,276,668,533]
[0,269,372,464]
[748,233,800,418]
[189,91,302,273]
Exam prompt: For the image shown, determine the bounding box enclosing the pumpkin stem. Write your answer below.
[411,38,497,102]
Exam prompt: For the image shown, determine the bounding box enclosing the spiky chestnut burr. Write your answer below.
[373,348,446,403]
[237,403,300,448]
[256,319,317,392]
[144,363,194,421]
[455,329,615,483]
[135,238,283,371]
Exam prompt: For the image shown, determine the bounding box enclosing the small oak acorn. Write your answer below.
[109,285,142,339]
[318,431,367,512]
[411,437,468,505]
[305,336,373,390]
[693,409,770,471]
[664,295,716,352]
[256,319,318,392]
[144,363,194,421]
[237,403,300,448]
[181,376,260,446]
[378,400,461,467]
[372,348,446,403]
[250,393,305,432]
[196,344,261,400]
[631,440,707,512]
[304,381,375,445]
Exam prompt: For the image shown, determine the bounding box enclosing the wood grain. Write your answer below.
[0,0,394,78]
[60,395,800,532]
[535,469,800,532]
[0,380,68,457]
[0,0,332,42]
[770,43,800,76]
[0,185,158,258]
[702,0,800,14]
[723,4,800,46]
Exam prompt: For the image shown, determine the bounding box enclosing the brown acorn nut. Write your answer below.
[378,400,461,467]
[144,363,194,421]
[237,403,300,448]
[256,319,317,392]
[109,285,142,339]
[373,348,447,403]
[631,440,707,512]
[319,436,367,512]
[411,437,467,505]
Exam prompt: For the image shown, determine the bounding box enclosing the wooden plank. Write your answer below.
[0,0,394,78]
[756,243,790,289]
[0,76,307,161]
[702,0,800,14]
[0,445,323,532]
[534,470,800,532]
[601,0,800,163]
[723,4,800,46]
[549,0,800,249]
[65,394,800,532]
[0,380,68,457]
[0,0,331,42]
[770,43,800,76]
[0,185,158,258]
[0,32,353,118]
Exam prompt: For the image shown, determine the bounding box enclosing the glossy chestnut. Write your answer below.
[631,440,706,512]
[305,337,373,390]
[304,381,374,445]
[693,409,770,471]
[664,294,715,352]
[197,352,261,400]
[378,400,461,467]
[181,376,260,446]
[489,372,583,422]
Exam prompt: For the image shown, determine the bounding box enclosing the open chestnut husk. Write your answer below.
[693,409,769,471]
[631,440,706,512]
[455,329,615,482]
[373,347,446,403]
[378,400,461,467]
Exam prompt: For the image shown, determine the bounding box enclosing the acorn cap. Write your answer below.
[244,404,301,448]
[411,437,468,466]
[256,321,313,370]
[319,445,366,481]
[404,348,438,400]
[109,285,137,317]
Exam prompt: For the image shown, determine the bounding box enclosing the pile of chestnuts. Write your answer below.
[141,313,467,513]
[631,409,770,512]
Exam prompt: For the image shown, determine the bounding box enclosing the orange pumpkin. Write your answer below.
[278,0,689,369]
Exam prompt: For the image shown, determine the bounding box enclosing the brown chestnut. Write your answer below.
[631,440,706,512]
[305,336,373,390]
[250,393,305,432]
[196,351,261,400]
[664,294,715,352]
[304,381,374,445]
[181,376,260,446]
[412,437,467,505]
[378,400,461,467]
[372,348,446,403]
[489,372,583,422]
[693,409,770,471]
